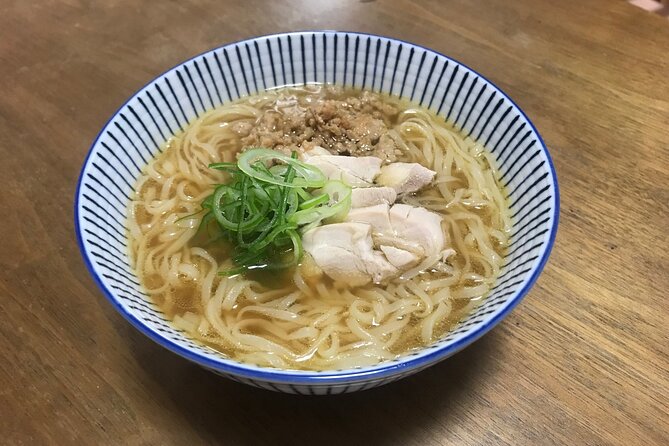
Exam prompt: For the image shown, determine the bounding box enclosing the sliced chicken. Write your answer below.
[310,155,382,187]
[389,204,445,257]
[379,245,420,269]
[346,203,445,258]
[375,162,436,194]
[351,186,397,208]
[301,151,383,187]
[302,222,397,286]
[346,204,393,234]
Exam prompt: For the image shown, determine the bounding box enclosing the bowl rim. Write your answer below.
[74,30,559,384]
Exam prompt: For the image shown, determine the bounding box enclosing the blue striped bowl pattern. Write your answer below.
[75,31,559,395]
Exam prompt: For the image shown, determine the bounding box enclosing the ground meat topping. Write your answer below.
[240,89,401,162]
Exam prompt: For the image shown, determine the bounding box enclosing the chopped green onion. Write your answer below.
[197,148,351,275]
[299,193,329,210]
[288,180,351,226]
[237,148,326,188]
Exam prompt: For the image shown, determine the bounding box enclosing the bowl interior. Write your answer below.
[75,31,558,387]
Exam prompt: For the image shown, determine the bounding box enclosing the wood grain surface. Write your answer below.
[1,0,667,444]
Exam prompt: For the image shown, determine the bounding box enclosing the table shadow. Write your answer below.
[128,328,499,446]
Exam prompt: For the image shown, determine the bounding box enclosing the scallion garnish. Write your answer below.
[198,148,351,275]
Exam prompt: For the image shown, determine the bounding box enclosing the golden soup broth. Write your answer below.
[127,85,511,370]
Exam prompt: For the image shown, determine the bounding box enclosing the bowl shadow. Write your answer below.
[128,328,501,445]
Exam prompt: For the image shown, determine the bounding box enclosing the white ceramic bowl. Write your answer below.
[75,31,559,394]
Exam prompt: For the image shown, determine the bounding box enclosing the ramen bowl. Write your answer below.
[75,31,558,394]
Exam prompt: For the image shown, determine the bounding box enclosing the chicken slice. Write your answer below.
[351,186,397,208]
[346,204,393,234]
[302,222,398,286]
[379,245,420,269]
[389,204,445,257]
[375,162,436,194]
[346,202,445,257]
[304,154,383,187]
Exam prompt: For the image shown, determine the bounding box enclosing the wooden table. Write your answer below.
[1,0,667,444]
